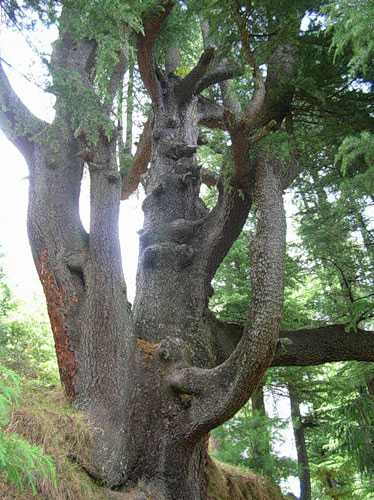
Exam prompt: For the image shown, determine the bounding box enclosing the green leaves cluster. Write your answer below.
[324,0,374,76]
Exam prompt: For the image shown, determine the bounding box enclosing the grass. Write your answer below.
[0,380,285,499]
[207,458,285,500]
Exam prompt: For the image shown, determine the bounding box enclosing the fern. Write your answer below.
[0,365,57,493]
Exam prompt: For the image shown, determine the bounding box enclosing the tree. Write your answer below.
[0,1,373,498]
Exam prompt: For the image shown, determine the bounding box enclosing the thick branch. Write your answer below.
[244,72,266,125]
[274,326,374,366]
[0,61,47,158]
[200,180,252,283]
[197,96,227,129]
[210,315,374,366]
[198,128,253,286]
[137,1,174,105]
[175,47,215,104]
[195,61,242,95]
[121,118,152,199]
[252,44,296,128]
[169,153,286,436]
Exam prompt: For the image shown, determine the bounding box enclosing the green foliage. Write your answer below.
[336,132,374,196]
[62,0,153,96]
[0,264,14,319]
[0,365,57,493]
[212,400,296,483]
[0,432,56,494]
[0,364,20,427]
[0,316,57,379]
[324,0,374,76]
[0,260,58,494]
[260,130,292,163]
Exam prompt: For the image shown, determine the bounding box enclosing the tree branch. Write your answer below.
[196,125,253,285]
[209,315,374,366]
[252,44,297,128]
[137,1,174,106]
[195,61,242,95]
[197,96,227,129]
[121,118,152,200]
[175,47,215,104]
[274,326,374,366]
[0,61,47,158]
[200,179,252,283]
[168,153,286,437]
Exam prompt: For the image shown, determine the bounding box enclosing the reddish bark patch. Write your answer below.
[136,338,160,360]
[37,249,77,400]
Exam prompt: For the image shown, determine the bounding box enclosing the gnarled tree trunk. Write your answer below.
[1,2,374,499]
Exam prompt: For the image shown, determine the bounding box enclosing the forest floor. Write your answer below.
[0,384,284,499]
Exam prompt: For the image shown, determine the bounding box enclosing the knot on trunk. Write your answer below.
[176,243,194,268]
[141,242,195,269]
[165,143,197,160]
[105,171,121,184]
[141,242,175,268]
[139,218,203,248]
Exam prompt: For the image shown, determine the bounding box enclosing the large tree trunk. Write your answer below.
[23,63,267,498]
[3,3,372,499]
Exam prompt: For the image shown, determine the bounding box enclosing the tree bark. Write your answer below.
[210,317,374,366]
[1,2,360,498]
[288,385,312,500]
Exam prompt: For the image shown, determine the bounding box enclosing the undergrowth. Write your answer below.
[0,365,56,494]
[0,374,285,499]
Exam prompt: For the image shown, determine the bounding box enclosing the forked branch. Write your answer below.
[169,153,286,436]
[137,0,174,105]
[177,51,241,105]
[175,47,216,104]
[121,118,152,200]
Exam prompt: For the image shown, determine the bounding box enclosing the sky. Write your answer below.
[0,18,301,496]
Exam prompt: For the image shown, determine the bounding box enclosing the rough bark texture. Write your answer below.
[2,2,372,499]
[210,317,374,367]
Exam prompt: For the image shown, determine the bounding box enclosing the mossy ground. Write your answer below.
[0,383,284,499]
